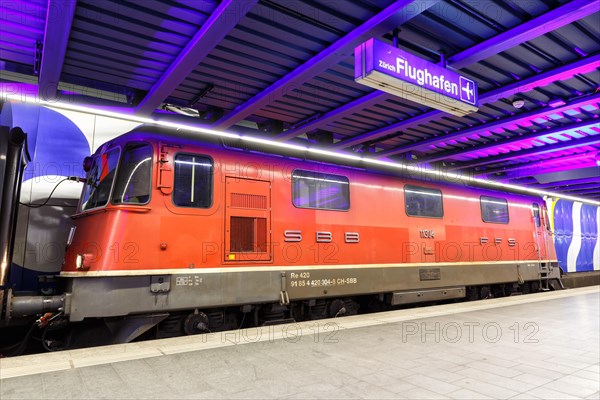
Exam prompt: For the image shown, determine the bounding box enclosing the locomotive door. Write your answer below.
[532,203,550,262]
[224,177,271,262]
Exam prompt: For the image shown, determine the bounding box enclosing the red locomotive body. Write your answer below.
[57,126,558,335]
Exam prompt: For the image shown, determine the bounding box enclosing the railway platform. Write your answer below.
[1,286,599,399]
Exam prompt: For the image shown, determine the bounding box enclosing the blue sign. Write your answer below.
[355,38,478,116]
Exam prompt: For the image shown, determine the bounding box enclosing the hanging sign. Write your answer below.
[355,38,478,116]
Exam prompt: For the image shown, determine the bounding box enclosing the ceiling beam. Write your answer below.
[531,162,598,178]
[448,0,599,69]
[420,118,600,164]
[135,0,257,116]
[450,135,600,171]
[529,176,600,189]
[477,154,597,179]
[557,182,600,192]
[274,91,392,141]
[375,92,600,158]
[531,165,600,184]
[211,0,441,130]
[330,110,440,151]
[507,170,600,185]
[330,52,600,152]
[38,0,77,100]
[559,187,600,195]
[471,53,600,106]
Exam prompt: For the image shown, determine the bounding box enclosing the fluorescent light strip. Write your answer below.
[4,95,599,206]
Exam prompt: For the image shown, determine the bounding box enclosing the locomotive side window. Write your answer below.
[292,169,350,211]
[532,203,541,227]
[481,196,509,224]
[404,185,443,218]
[173,153,213,208]
[80,148,120,211]
[112,143,153,205]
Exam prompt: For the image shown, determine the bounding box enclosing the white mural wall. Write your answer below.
[1,102,141,290]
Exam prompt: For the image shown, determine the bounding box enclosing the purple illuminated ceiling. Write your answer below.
[0,0,599,200]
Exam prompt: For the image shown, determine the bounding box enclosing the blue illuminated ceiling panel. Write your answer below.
[0,0,598,200]
[0,0,47,71]
[60,0,218,94]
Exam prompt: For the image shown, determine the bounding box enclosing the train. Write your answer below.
[1,124,565,352]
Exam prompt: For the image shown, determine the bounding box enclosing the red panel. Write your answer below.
[225,177,271,262]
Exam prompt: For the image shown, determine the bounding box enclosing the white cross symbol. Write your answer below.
[462,81,473,101]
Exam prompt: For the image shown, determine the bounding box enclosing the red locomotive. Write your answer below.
[4,125,562,349]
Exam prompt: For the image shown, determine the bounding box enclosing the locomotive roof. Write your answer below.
[111,124,232,146]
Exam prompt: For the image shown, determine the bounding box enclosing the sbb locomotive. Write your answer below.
[1,125,561,350]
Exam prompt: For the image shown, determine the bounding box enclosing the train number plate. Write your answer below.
[419,268,441,281]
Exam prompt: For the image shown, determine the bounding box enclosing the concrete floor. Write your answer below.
[1,286,599,399]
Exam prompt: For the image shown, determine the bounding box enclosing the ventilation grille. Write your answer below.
[230,217,267,253]
[231,193,267,209]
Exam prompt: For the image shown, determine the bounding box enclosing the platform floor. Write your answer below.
[1,286,599,399]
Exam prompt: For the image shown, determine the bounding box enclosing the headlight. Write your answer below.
[75,253,92,270]
[75,254,84,269]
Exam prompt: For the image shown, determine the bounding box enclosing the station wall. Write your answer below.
[1,102,140,291]
[549,199,600,273]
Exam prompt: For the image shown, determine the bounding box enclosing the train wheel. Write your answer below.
[342,298,359,316]
[327,299,347,318]
[479,286,491,299]
[183,310,210,335]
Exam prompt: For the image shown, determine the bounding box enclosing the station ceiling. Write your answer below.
[1,0,599,201]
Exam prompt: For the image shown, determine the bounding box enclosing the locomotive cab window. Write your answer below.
[481,196,509,224]
[173,153,213,208]
[292,169,349,211]
[80,147,120,211]
[532,203,541,227]
[112,143,153,205]
[404,185,443,218]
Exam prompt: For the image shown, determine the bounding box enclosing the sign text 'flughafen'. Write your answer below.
[355,38,478,116]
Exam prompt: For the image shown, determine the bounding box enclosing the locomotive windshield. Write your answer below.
[80,142,153,211]
[80,148,120,211]
[112,143,153,205]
